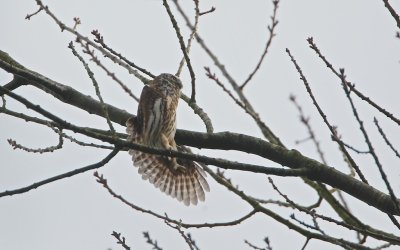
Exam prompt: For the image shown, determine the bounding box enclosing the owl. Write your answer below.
[126,73,210,206]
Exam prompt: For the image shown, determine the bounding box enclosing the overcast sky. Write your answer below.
[1,1,400,249]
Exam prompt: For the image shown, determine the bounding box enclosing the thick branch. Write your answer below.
[0,50,131,125]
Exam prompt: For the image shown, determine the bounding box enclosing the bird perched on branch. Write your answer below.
[126,73,209,205]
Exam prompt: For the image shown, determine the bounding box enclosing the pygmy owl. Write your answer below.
[126,73,210,205]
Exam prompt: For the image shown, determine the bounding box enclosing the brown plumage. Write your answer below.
[126,73,209,205]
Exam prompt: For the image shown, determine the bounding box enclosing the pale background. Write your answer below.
[1,1,400,249]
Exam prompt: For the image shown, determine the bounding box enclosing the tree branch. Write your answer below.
[0,148,119,197]
[1,80,400,215]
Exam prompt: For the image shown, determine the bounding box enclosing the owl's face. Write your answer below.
[152,73,183,92]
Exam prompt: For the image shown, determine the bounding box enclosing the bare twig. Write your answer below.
[290,213,324,234]
[286,48,368,184]
[92,30,155,79]
[244,240,266,250]
[240,0,279,89]
[96,173,259,229]
[339,69,400,216]
[186,233,201,250]
[68,42,116,132]
[1,108,116,149]
[307,37,400,127]
[62,132,114,149]
[180,93,214,133]
[172,0,282,145]
[143,232,163,250]
[290,94,327,164]
[199,6,215,16]
[7,125,63,153]
[81,41,139,102]
[162,0,196,102]
[25,6,43,20]
[165,221,195,250]
[111,231,132,250]
[381,0,400,30]
[31,0,150,84]
[204,166,375,250]
[244,237,272,250]
[341,141,370,154]
[0,148,119,198]
[72,17,81,30]
[267,177,400,244]
[301,238,311,250]
[374,118,400,159]
[176,0,199,77]
[204,66,280,139]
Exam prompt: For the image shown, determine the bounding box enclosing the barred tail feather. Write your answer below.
[126,117,209,206]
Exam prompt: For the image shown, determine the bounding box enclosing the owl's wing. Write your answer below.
[126,118,210,206]
[136,85,164,137]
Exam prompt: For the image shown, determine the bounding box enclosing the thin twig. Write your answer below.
[341,140,370,154]
[62,132,114,149]
[186,233,201,250]
[240,0,279,89]
[290,213,323,234]
[68,42,116,133]
[244,239,267,250]
[92,30,155,79]
[81,41,139,102]
[199,6,215,16]
[0,148,119,198]
[1,108,117,149]
[162,0,196,102]
[7,124,63,153]
[111,231,132,250]
[307,37,400,127]
[176,0,199,77]
[301,238,311,250]
[290,94,327,164]
[25,6,43,20]
[374,118,400,159]
[172,0,282,145]
[203,166,375,250]
[143,232,163,250]
[285,48,368,184]
[267,177,400,244]
[181,93,214,133]
[244,237,272,250]
[381,0,400,30]
[31,0,150,84]
[205,67,270,127]
[339,69,400,216]
[96,174,259,229]
[165,221,195,250]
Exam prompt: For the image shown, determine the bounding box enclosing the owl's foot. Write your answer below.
[173,163,186,173]
[166,156,185,173]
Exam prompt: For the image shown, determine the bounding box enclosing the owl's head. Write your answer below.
[152,73,183,91]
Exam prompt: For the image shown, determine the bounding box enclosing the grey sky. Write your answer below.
[1,1,400,249]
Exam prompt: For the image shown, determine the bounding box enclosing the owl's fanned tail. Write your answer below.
[126,117,210,206]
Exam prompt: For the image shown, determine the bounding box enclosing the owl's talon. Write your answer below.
[174,163,186,172]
